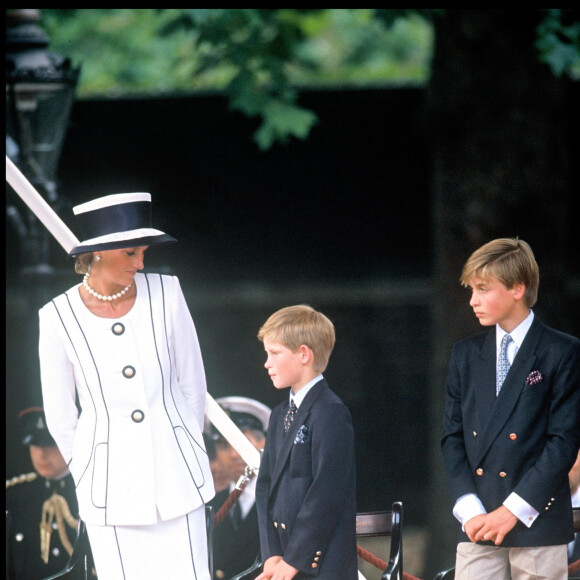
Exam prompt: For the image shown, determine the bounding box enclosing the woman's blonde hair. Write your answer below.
[257,305,335,373]
[74,252,94,275]
[460,238,539,307]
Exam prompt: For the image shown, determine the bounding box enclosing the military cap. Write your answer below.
[208,396,271,442]
[18,407,56,447]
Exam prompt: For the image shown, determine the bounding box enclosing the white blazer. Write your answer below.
[39,273,215,526]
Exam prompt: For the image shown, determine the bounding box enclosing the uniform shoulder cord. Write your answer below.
[6,472,37,488]
[40,492,78,563]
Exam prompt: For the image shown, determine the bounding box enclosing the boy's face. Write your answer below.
[263,339,307,392]
[467,275,526,331]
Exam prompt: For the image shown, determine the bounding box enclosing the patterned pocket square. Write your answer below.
[525,370,543,385]
[294,425,309,444]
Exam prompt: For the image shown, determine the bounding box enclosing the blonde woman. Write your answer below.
[39,192,215,579]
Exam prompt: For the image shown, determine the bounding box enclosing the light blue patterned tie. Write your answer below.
[496,334,513,396]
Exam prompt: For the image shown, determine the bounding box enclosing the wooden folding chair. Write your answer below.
[357,501,403,580]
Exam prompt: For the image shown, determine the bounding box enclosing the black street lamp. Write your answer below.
[6,8,80,274]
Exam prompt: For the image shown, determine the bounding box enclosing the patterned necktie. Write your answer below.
[283,400,297,433]
[496,333,513,396]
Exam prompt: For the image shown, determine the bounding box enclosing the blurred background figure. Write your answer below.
[206,396,271,580]
[5,407,97,579]
[204,432,230,494]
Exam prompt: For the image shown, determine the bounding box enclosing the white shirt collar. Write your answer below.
[291,374,323,408]
[496,309,534,348]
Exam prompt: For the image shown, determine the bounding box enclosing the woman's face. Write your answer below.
[93,246,148,286]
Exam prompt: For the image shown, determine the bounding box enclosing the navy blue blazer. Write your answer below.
[256,379,358,578]
[441,316,580,547]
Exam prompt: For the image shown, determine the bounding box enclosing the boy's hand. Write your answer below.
[471,505,518,545]
[464,513,487,542]
[255,556,298,580]
[255,556,282,580]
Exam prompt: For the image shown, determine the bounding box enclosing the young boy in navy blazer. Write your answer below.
[441,238,580,579]
[255,305,358,579]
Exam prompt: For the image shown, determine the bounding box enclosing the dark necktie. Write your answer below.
[283,400,297,433]
[496,333,513,396]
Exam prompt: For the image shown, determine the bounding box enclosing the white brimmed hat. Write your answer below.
[69,192,177,256]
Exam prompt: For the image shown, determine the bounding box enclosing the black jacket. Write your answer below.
[256,380,358,579]
[6,471,96,580]
[209,487,260,579]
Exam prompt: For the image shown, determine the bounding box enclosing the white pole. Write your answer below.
[5,154,261,471]
[6,155,80,253]
[205,396,261,472]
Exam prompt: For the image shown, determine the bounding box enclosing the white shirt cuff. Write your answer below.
[503,492,539,528]
[453,494,487,530]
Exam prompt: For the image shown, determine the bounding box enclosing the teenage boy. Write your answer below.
[441,237,580,579]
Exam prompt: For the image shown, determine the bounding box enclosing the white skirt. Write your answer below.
[86,505,211,580]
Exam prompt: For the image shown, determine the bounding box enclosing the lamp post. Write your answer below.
[6,8,80,275]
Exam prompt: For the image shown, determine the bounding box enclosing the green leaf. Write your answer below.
[253,99,318,149]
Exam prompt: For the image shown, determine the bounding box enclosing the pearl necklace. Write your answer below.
[83,272,132,301]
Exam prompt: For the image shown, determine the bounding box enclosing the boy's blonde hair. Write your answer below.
[257,305,335,373]
[460,237,540,307]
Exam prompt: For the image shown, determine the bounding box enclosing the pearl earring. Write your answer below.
[95,255,101,262]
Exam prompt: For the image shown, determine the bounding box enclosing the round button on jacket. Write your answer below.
[131,410,145,423]
[476,468,483,476]
[112,322,125,335]
[122,365,136,378]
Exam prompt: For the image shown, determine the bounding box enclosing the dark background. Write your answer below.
[6,87,433,523]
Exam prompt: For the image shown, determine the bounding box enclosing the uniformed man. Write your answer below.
[207,397,271,580]
[6,407,97,579]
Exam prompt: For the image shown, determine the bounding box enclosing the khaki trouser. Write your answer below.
[455,542,568,580]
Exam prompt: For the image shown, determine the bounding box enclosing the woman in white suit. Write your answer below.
[39,192,215,579]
